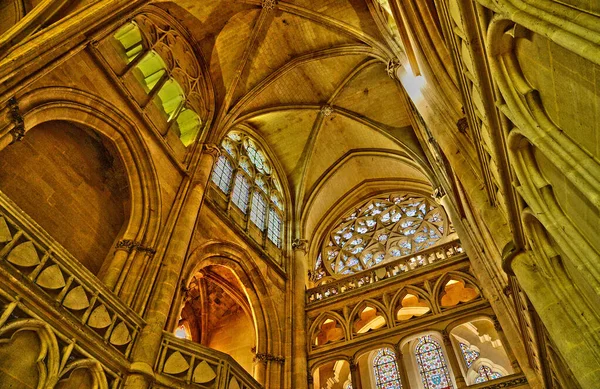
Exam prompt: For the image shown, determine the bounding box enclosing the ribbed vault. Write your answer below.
[155,0,434,238]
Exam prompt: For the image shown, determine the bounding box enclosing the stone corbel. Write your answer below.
[501,240,519,275]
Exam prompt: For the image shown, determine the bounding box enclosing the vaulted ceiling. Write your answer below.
[157,0,434,237]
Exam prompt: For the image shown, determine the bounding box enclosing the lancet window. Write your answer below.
[414,335,453,389]
[373,348,402,389]
[211,131,285,250]
[320,193,449,277]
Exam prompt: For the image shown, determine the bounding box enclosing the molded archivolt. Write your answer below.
[12,87,162,296]
[0,0,71,53]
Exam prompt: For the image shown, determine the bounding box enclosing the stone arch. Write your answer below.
[182,241,283,382]
[348,298,389,336]
[433,271,481,312]
[55,359,109,389]
[0,319,61,389]
[390,285,433,323]
[309,311,348,349]
[14,86,162,292]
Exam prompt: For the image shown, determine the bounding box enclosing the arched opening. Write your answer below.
[449,318,513,385]
[355,346,403,389]
[0,120,130,276]
[178,265,256,374]
[400,332,456,389]
[312,359,352,389]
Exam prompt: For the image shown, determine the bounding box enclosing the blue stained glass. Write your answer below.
[415,335,454,389]
[373,348,402,389]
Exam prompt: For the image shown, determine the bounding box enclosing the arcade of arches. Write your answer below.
[0,0,598,389]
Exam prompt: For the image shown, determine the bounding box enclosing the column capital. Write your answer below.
[386,57,401,79]
[202,143,221,159]
[292,238,308,253]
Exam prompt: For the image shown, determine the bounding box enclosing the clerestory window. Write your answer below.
[210,130,285,252]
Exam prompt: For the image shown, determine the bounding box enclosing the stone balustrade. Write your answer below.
[0,192,144,357]
[0,191,263,388]
[157,333,263,389]
[306,240,464,305]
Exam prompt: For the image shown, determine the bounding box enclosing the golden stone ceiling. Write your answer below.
[156,0,434,236]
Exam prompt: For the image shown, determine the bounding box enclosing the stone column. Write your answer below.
[291,238,308,388]
[349,359,363,389]
[123,144,219,389]
[442,331,467,388]
[511,251,600,389]
[393,344,412,389]
[492,316,521,374]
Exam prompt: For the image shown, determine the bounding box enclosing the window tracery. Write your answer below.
[459,342,480,368]
[414,335,454,389]
[373,348,402,389]
[109,17,209,158]
[321,193,449,277]
[473,365,502,383]
[211,130,285,250]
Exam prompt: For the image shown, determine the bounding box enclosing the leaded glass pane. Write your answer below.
[211,155,234,194]
[250,192,267,231]
[415,335,453,389]
[232,173,250,213]
[268,207,282,247]
[373,348,402,389]
[459,343,479,368]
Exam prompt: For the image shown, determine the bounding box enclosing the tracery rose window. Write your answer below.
[321,193,449,276]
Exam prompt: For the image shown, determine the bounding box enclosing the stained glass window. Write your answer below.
[268,207,282,248]
[373,348,402,389]
[250,191,267,231]
[212,155,234,193]
[459,343,480,368]
[415,335,453,389]
[320,193,450,277]
[473,365,502,384]
[232,173,250,213]
[344,382,353,389]
[211,130,285,251]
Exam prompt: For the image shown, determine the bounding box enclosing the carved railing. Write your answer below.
[0,192,144,358]
[157,333,263,389]
[306,240,464,305]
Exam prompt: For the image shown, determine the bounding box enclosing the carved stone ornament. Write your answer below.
[8,97,25,144]
[292,238,308,253]
[251,347,285,364]
[386,58,401,79]
[433,187,446,203]
[320,105,334,117]
[202,143,221,158]
[115,239,156,256]
[457,117,469,133]
[262,0,278,11]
